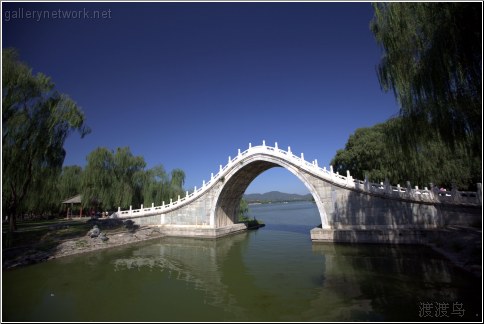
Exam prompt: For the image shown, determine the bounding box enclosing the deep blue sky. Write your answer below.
[3,2,399,195]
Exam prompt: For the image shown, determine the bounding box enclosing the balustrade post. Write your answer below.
[346,170,353,187]
[178,195,181,201]
[384,178,391,194]
[301,152,304,161]
[275,142,278,150]
[211,173,214,180]
[152,203,154,208]
[141,204,143,210]
[364,175,370,192]
[170,198,172,204]
[228,156,231,163]
[203,180,206,187]
[288,146,291,154]
[477,183,482,204]
[220,164,223,173]
[194,186,197,192]
[238,149,241,157]
[249,142,252,149]
[262,140,266,147]
[118,207,121,213]
[451,183,460,203]
[162,201,165,207]
[186,191,189,197]
[406,181,412,195]
[429,182,437,200]
[314,159,318,167]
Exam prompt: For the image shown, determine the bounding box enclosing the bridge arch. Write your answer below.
[116,142,481,241]
[211,153,329,229]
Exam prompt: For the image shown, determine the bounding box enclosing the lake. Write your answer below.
[2,201,481,321]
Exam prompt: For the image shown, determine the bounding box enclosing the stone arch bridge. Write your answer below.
[115,141,481,243]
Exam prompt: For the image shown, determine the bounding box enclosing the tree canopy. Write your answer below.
[346,3,483,190]
[2,48,89,230]
[81,147,146,210]
[58,165,84,201]
[370,3,481,155]
[2,49,189,223]
[331,118,480,190]
[81,147,187,211]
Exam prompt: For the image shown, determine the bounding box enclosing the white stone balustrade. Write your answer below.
[116,141,482,218]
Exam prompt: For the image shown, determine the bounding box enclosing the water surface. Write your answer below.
[3,201,481,321]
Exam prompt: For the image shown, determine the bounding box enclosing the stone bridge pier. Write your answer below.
[115,142,482,243]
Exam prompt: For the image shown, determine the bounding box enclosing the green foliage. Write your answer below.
[170,169,186,199]
[370,2,481,156]
[361,3,482,190]
[331,123,391,183]
[238,198,249,222]
[2,48,89,231]
[141,165,186,206]
[81,146,187,210]
[1,48,188,224]
[58,166,83,200]
[331,118,480,189]
[81,147,146,210]
[141,165,169,206]
[237,198,264,229]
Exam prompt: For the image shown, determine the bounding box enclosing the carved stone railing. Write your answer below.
[115,141,482,218]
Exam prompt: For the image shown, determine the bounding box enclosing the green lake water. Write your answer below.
[2,201,481,321]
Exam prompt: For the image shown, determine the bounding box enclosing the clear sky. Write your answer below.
[2,1,399,195]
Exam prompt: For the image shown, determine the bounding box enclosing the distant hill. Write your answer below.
[243,191,312,203]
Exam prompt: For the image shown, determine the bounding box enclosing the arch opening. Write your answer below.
[213,158,328,229]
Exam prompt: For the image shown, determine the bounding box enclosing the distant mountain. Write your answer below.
[243,191,312,203]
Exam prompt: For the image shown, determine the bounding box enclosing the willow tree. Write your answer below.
[169,168,186,199]
[2,49,89,231]
[58,165,83,200]
[81,147,146,211]
[141,165,169,206]
[370,3,481,159]
[331,118,480,189]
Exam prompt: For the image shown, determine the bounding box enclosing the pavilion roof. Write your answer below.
[61,194,82,204]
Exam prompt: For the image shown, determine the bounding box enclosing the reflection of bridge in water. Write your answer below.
[114,141,481,243]
[111,234,470,321]
[112,234,251,319]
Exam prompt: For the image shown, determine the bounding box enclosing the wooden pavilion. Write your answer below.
[61,194,83,218]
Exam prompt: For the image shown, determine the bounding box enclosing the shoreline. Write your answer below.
[2,223,481,279]
[423,226,481,278]
[2,225,166,270]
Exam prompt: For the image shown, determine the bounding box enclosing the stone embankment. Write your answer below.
[3,220,481,279]
[2,219,165,270]
[424,225,481,278]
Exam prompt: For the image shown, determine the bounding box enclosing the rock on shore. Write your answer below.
[3,225,165,270]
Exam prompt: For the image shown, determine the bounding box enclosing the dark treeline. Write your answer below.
[6,144,187,226]
[79,146,186,212]
[2,48,186,231]
[332,3,481,190]
[331,118,481,190]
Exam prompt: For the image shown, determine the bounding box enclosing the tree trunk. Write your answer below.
[9,211,17,232]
